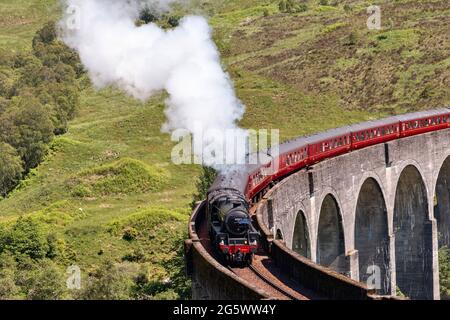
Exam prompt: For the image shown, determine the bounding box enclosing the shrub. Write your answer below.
[122,248,146,262]
[77,261,131,300]
[168,16,180,28]
[0,252,20,299]
[139,7,158,24]
[345,32,358,46]
[439,247,450,299]
[190,166,217,209]
[278,0,287,12]
[0,217,48,260]
[0,142,23,197]
[122,226,139,241]
[32,22,57,47]
[279,0,308,13]
[25,259,67,300]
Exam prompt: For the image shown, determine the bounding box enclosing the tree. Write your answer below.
[190,167,217,208]
[1,217,49,260]
[139,7,158,24]
[78,261,131,300]
[32,22,57,48]
[0,142,23,197]
[0,96,54,171]
[25,259,67,300]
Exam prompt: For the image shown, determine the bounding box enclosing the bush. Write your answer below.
[0,252,20,299]
[345,32,358,46]
[32,22,57,47]
[279,0,308,13]
[122,226,139,241]
[190,166,217,209]
[0,217,49,260]
[139,7,158,24]
[168,16,180,28]
[77,261,131,300]
[0,142,23,196]
[25,259,67,300]
[122,248,146,262]
[439,247,450,299]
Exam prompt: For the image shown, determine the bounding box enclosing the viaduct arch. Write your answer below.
[260,128,450,299]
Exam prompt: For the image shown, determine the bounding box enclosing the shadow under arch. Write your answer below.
[394,165,433,299]
[435,156,450,248]
[292,210,311,259]
[354,178,390,295]
[317,194,348,274]
[275,229,283,240]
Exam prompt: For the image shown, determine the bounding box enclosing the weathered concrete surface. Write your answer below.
[260,128,450,299]
[255,209,378,300]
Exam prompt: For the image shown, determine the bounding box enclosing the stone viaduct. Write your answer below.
[258,127,450,299]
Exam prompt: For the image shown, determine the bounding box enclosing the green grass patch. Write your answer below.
[323,22,347,33]
[108,207,186,238]
[72,158,169,197]
[333,57,359,71]
[362,29,422,53]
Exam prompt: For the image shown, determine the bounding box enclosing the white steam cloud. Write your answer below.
[59,0,246,170]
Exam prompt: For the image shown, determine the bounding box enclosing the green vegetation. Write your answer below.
[439,247,450,299]
[0,20,80,195]
[190,167,217,209]
[0,0,449,299]
[72,158,169,197]
[278,0,308,13]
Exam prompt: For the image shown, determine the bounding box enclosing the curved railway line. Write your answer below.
[187,109,450,300]
[195,202,318,299]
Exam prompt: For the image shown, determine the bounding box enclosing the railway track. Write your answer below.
[227,265,293,300]
[226,254,314,300]
[196,200,321,300]
[247,264,298,300]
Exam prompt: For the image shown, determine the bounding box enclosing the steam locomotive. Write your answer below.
[207,182,259,265]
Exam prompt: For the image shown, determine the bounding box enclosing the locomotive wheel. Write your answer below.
[246,254,253,266]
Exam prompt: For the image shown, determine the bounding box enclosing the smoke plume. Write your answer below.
[59,0,246,169]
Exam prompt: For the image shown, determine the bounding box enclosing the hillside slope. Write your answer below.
[0,0,449,299]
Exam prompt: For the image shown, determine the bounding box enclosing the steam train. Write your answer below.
[207,108,450,265]
[207,186,259,265]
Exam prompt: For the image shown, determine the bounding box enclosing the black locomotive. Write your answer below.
[207,186,259,265]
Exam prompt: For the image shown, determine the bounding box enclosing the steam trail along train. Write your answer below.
[207,108,450,265]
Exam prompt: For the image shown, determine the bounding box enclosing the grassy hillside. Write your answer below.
[0,0,449,299]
